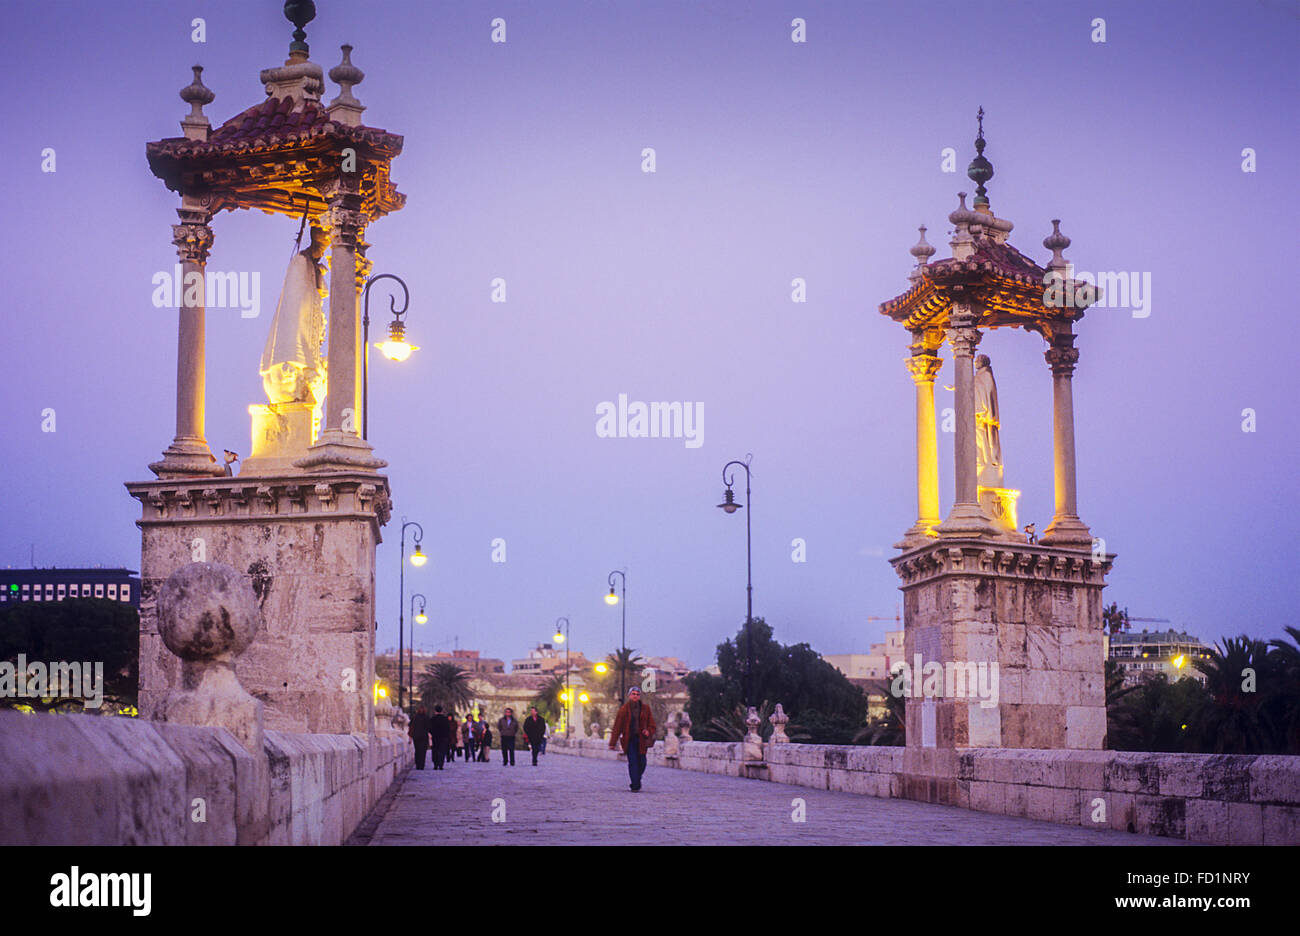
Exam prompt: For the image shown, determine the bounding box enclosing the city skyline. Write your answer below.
[0,0,1295,672]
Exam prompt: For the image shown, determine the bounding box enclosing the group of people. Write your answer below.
[408,705,551,769]
[408,687,658,793]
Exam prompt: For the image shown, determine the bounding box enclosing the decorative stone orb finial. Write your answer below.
[158,561,260,663]
[1044,218,1071,271]
[285,0,317,55]
[968,106,994,208]
[948,192,979,227]
[180,65,215,110]
[678,710,693,742]
[329,44,365,98]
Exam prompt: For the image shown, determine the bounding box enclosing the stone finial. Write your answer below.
[153,562,264,755]
[907,225,935,284]
[589,721,600,739]
[285,0,317,56]
[662,712,681,757]
[968,106,994,209]
[327,44,367,126]
[948,192,977,260]
[678,711,693,742]
[1044,219,1071,273]
[179,65,214,141]
[742,706,764,762]
[769,703,791,743]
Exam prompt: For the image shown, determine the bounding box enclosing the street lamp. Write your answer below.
[718,456,755,708]
[605,569,627,699]
[398,518,425,717]
[362,273,420,440]
[554,616,572,736]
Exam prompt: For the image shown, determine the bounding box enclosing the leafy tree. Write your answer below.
[418,661,473,714]
[1106,671,1207,752]
[533,673,567,723]
[1267,627,1300,754]
[854,678,904,746]
[0,598,138,714]
[684,618,866,743]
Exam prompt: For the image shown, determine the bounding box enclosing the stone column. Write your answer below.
[935,307,996,536]
[1041,331,1093,546]
[150,205,223,479]
[902,350,942,542]
[296,196,385,472]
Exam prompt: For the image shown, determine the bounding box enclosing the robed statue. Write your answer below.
[260,228,327,408]
[974,354,1002,485]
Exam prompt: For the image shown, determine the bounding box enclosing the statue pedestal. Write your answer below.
[890,537,1112,759]
[240,402,319,477]
[978,486,1021,537]
[125,472,392,735]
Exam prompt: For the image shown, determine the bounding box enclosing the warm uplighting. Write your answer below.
[605,588,619,606]
[1173,655,1185,669]
[578,692,589,704]
[554,631,565,643]
[594,662,608,675]
[376,320,418,362]
[410,545,427,567]
[716,487,742,513]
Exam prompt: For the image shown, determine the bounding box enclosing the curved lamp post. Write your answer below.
[410,592,427,707]
[398,518,426,716]
[605,568,627,699]
[362,273,419,440]
[718,456,754,708]
[553,616,572,736]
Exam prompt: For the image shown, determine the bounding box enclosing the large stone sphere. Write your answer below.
[158,562,260,662]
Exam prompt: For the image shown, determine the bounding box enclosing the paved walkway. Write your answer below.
[361,750,1187,846]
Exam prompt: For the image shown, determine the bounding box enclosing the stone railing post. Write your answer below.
[742,706,764,762]
[769,703,790,744]
[678,711,692,742]
[662,711,681,759]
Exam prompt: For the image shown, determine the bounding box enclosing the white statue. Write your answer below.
[260,230,327,408]
[974,354,1002,485]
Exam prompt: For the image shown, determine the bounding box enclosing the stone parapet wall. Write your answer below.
[0,711,409,846]
[548,737,1299,844]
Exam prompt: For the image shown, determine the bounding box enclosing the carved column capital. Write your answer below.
[1045,336,1080,377]
[906,353,943,385]
[323,203,367,250]
[946,323,982,358]
[172,213,214,264]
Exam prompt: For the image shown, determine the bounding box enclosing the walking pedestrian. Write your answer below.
[540,717,549,755]
[609,686,656,791]
[448,711,461,766]
[430,704,452,770]
[479,720,492,762]
[463,713,478,763]
[522,707,546,766]
[408,705,431,770]
[497,708,519,766]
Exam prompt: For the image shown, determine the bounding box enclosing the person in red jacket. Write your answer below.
[609,686,656,791]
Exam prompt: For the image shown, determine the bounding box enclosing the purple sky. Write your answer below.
[0,0,1295,669]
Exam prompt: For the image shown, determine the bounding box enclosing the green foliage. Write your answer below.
[1102,602,1130,635]
[853,679,904,746]
[0,598,138,714]
[684,618,866,743]
[603,647,645,701]
[533,673,567,723]
[1106,672,1208,752]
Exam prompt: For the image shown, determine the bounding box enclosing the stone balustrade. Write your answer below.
[549,710,1300,845]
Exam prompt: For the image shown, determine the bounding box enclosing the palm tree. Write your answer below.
[604,647,645,701]
[418,661,473,714]
[1192,635,1279,754]
[1267,626,1300,754]
[534,673,567,723]
[853,679,904,746]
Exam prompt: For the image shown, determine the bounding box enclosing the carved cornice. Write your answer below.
[125,474,392,534]
[890,538,1112,588]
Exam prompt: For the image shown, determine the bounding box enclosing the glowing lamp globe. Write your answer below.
[605,589,619,606]
[410,545,427,567]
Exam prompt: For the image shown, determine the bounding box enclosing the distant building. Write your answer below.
[823,630,904,681]
[642,655,692,680]
[1109,629,1211,686]
[512,642,593,675]
[0,567,140,609]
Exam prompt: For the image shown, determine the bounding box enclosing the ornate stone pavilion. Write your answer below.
[880,111,1111,761]
[126,3,403,734]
